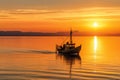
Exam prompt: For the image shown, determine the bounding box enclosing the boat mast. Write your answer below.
[70,29,73,44]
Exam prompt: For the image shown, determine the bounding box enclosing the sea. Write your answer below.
[0,36,120,80]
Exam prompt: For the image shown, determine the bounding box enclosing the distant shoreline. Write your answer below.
[0,35,120,37]
[0,31,120,36]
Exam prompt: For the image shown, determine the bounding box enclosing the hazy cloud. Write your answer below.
[0,7,120,21]
[8,9,60,15]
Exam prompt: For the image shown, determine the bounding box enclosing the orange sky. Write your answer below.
[0,0,120,33]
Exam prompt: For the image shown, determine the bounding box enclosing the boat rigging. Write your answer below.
[56,29,82,55]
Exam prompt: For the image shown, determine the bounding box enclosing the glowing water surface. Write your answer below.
[0,36,119,80]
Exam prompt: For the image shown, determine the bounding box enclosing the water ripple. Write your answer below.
[0,68,119,80]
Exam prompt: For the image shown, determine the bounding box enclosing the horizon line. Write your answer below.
[0,30,120,36]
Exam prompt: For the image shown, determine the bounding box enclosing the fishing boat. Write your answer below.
[56,29,82,55]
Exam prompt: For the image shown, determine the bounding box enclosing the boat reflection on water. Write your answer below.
[56,53,81,80]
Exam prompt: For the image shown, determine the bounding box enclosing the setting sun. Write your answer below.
[93,22,99,27]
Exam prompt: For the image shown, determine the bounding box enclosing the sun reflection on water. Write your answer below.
[94,36,98,60]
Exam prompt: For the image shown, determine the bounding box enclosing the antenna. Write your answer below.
[70,28,73,44]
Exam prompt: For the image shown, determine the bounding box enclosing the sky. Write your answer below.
[0,0,120,33]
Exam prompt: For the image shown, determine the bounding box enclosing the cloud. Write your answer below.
[0,7,120,21]
[0,15,8,18]
[0,9,61,20]
[0,9,61,15]
[8,9,60,15]
[0,14,15,20]
[46,7,120,22]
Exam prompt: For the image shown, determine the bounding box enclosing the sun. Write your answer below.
[93,22,99,27]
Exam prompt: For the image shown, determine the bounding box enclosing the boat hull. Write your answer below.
[57,45,82,55]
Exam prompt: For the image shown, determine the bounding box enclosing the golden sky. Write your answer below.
[0,0,120,33]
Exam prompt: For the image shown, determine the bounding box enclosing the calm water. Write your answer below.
[0,36,120,80]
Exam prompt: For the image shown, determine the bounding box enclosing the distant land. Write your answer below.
[0,31,120,36]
